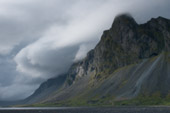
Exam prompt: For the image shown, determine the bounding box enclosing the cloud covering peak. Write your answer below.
[0,0,170,100]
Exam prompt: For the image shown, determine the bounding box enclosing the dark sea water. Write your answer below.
[0,107,170,113]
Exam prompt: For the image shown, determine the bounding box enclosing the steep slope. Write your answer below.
[65,14,170,87]
[28,14,170,106]
[24,75,66,104]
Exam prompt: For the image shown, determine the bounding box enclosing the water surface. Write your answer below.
[0,107,170,113]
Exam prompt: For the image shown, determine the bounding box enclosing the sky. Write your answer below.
[0,0,170,101]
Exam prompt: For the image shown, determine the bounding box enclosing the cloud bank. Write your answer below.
[0,0,169,100]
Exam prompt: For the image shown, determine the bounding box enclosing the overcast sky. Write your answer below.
[0,0,170,101]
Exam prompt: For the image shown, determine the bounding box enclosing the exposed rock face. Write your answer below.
[65,14,170,86]
[25,14,170,105]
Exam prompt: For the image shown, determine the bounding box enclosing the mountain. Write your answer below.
[24,75,66,104]
[25,14,170,106]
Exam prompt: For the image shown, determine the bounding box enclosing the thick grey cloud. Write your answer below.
[0,0,169,100]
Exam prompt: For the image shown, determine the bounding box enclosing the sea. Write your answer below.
[0,106,170,113]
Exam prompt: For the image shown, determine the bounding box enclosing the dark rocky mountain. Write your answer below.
[23,14,170,106]
[24,75,66,104]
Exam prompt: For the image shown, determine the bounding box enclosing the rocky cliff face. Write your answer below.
[65,14,170,86]
[25,14,170,106]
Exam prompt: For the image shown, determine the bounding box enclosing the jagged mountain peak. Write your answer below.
[24,15,170,106]
[64,14,170,91]
[114,13,134,22]
[112,13,137,28]
[150,16,169,22]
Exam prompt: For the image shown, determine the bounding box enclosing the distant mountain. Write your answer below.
[24,14,170,106]
[24,75,66,104]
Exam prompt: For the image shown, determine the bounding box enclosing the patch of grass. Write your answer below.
[115,92,170,106]
[32,94,116,107]
[29,92,170,107]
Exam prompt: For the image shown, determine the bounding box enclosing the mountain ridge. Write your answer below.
[23,14,170,106]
